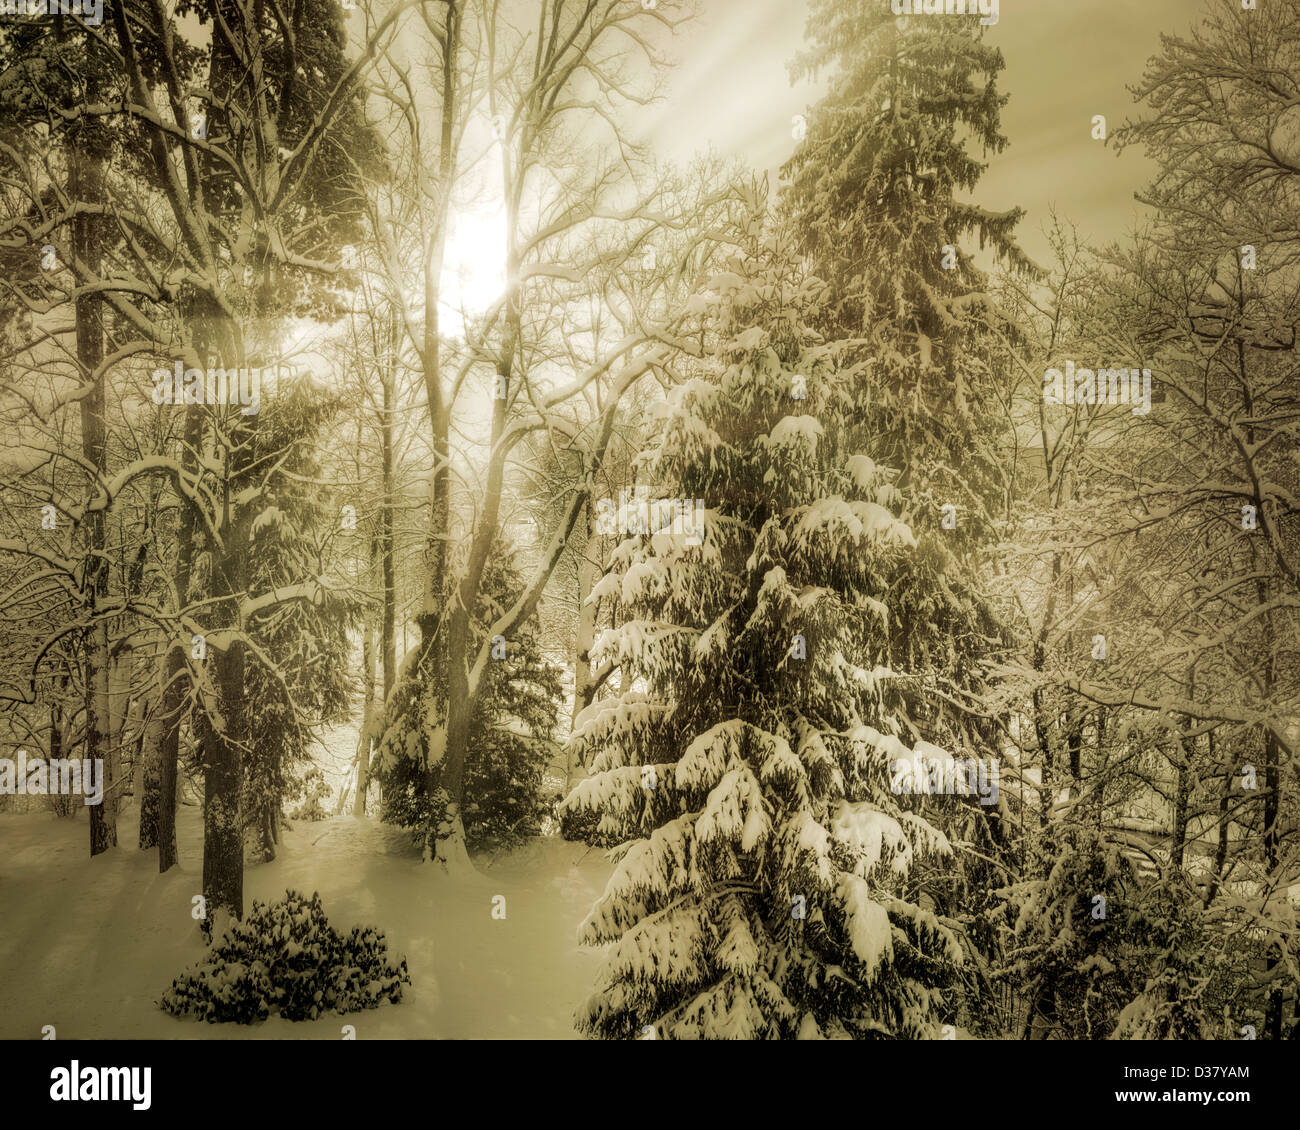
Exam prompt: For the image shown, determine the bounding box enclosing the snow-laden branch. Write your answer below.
[237,578,331,624]
[1000,664,1299,760]
[466,349,655,700]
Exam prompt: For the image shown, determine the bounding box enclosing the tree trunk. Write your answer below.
[72,61,115,857]
[381,343,397,704]
[417,4,462,862]
[260,805,276,862]
[568,500,599,791]
[156,400,201,873]
[1171,745,1189,872]
[352,602,377,816]
[198,311,252,923]
[108,648,133,815]
[137,698,163,849]
[49,698,70,818]
[1258,577,1282,1039]
[200,560,247,923]
[354,336,397,818]
[1203,731,1231,909]
[1263,716,1283,1039]
[432,633,473,869]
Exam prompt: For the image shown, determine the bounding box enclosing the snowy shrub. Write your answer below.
[160,890,409,1024]
[378,722,557,851]
[461,730,556,847]
[287,766,331,822]
[996,826,1214,1039]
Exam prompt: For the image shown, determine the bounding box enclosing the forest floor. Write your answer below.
[0,805,612,1039]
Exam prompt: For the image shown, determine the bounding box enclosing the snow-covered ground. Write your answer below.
[0,806,612,1039]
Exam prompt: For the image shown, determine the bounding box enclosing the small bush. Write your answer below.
[161,890,409,1024]
[288,767,331,822]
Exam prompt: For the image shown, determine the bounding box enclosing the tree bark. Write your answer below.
[1171,744,1190,872]
[197,302,252,921]
[137,697,163,849]
[156,392,202,873]
[354,327,397,818]
[352,588,378,816]
[568,501,599,791]
[200,491,249,923]
[381,335,397,703]
[413,2,461,860]
[72,55,115,857]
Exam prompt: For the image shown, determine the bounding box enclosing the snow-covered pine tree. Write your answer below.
[781,1,1027,991]
[240,381,357,862]
[782,0,1033,551]
[372,543,563,851]
[562,196,967,1039]
[997,824,1214,1040]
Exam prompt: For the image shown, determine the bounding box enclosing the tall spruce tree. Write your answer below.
[782,0,1032,545]
[240,380,356,862]
[563,195,969,1039]
[782,2,1022,971]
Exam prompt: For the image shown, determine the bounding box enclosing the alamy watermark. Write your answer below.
[892,0,999,27]
[0,0,102,24]
[1043,361,1153,415]
[594,486,705,545]
[152,360,262,415]
[890,753,999,806]
[50,1061,151,1111]
[0,749,104,805]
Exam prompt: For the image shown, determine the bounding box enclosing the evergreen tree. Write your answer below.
[782,1,1025,981]
[372,545,563,851]
[563,198,970,1039]
[240,381,356,862]
[782,0,1032,545]
[998,825,1214,1040]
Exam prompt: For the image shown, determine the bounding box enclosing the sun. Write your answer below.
[442,203,508,335]
[440,114,510,335]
